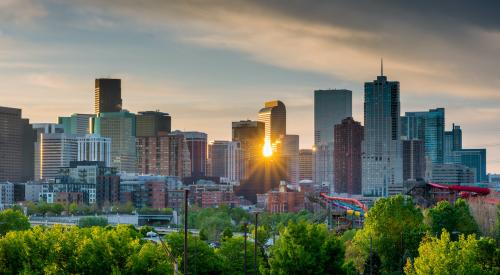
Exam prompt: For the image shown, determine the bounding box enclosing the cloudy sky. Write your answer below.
[1,0,500,172]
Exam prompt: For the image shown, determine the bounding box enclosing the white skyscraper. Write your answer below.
[77,134,112,167]
[35,133,78,180]
[313,89,352,192]
[362,66,403,197]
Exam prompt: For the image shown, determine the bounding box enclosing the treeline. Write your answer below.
[22,201,172,216]
[0,196,499,274]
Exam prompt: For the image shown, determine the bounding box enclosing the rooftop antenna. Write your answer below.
[381,58,384,76]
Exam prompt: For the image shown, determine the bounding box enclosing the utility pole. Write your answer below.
[184,189,189,275]
[243,222,248,275]
[254,212,259,275]
[369,235,373,275]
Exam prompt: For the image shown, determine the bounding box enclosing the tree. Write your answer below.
[69,202,79,215]
[0,209,30,236]
[221,227,233,240]
[427,199,479,238]
[405,230,500,275]
[78,217,108,228]
[363,252,381,275]
[267,221,348,274]
[217,236,265,275]
[349,195,425,273]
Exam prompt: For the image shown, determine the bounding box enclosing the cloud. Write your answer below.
[0,0,47,24]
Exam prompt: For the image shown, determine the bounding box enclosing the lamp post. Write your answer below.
[184,189,189,275]
[243,222,248,275]
[254,212,259,275]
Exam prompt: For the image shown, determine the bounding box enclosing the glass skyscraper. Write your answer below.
[362,69,403,197]
[401,108,445,164]
[313,89,352,191]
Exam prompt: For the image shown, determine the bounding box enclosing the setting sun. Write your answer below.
[263,139,273,157]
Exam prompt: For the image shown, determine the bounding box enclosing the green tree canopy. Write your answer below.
[267,221,348,274]
[217,236,265,275]
[405,230,500,275]
[426,199,479,238]
[348,195,426,273]
[0,209,30,236]
[78,216,108,228]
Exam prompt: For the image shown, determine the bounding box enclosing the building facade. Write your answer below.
[207,140,242,184]
[362,69,403,197]
[136,111,171,137]
[0,106,34,183]
[58,114,95,136]
[334,117,363,195]
[181,131,207,177]
[95,78,122,114]
[92,111,136,173]
[431,164,475,185]
[299,149,313,181]
[258,100,286,151]
[281,135,299,185]
[232,120,265,180]
[77,134,111,167]
[402,139,426,181]
[35,133,78,180]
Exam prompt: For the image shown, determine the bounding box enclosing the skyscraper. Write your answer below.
[77,134,111,167]
[298,149,313,181]
[281,135,299,185]
[167,132,192,178]
[0,106,34,182]
[362,65,403,197]
[444,124,462,163]
[313,89,352,190]
[35,133,78,180]
[401,108,445,164]
[179,131,207,177]
[92,111,136,173]
[402,139,426,181]
[58,114,95,136]
[258,100,286,150]
[232,120,265,180]
[452,149,487,183]
[135,111,171,137]
[95,78,122,114]
[207,140,242,184]
[334,117,363,195]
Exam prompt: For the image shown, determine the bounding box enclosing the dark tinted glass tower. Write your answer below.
[95,78,122,114]
[334,117,363,195]
[136,111,171,137]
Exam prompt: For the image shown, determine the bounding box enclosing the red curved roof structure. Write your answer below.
[319,192,368,212]
[427,182,490,196]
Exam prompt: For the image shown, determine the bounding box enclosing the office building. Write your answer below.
[258,100,286,150]
[58,114,95,136]
[313,89,352,190]
[35,133,78,180]
[431,164,475,185]
[299,149,313,181]
[281,135,299,185]
[362,65,403,196]
[0,106,34,183]
[77,134,111,167]
[334,117,363,195]
[0,182,14,209]
[402,139,426,181]
[179,131,208,177]
[207,141,242,184]
[92,111,136,173]
[232,120,265,180]
[167,132,192,178]
[452,149,487,183]
[444,124,462,163]
[32,123,64,136]
[95,78,122,114]
[401,108,445,164]
[136,111,171,137]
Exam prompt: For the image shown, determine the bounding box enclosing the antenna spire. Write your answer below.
[381,58,384,76]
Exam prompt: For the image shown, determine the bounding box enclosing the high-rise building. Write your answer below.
[451,149,487,183]
[58,114,95,136]
[362,65,403,197]
[281,135,299,185]
[136,111,171,137]
[207,141,242,184]
[402,139,426,181]
[334,117,363,195]
[258,100,286,150]
[313,89,352,190]
[431,164,475,185]
[401,108,445,164]
[178,131,207,177]
[167,132,192,178]
[0,182,14,209]
[95,78,122,114]
[444,124,462,163]
[35,133,78,180]
[0,107,34,183]
[32,123,64,136]
[298,149,313,181]
[136,134,170,176]
[232,120,265,180]
[77,134,111,167]
[92,111,136,173]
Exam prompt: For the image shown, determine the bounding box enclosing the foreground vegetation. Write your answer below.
[0,195,499,274]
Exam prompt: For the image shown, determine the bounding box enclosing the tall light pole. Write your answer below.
[184,189,189,275]
[254,212,259,275]
[243,222,248,275]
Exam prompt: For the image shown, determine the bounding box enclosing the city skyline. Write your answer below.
[1,1,500,172]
